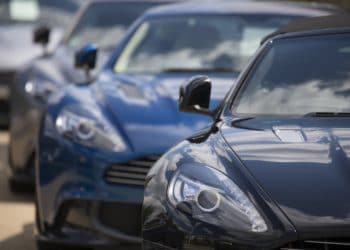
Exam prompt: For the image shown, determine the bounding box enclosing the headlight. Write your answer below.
[25,80,57,100]
[55,109,127,152]
[168,164,267,233]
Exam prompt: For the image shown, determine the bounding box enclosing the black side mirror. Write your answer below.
[179,75,213,117]
[33,25,51,47]
[75,43,98,80]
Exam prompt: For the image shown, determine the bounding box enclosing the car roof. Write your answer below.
[144,0,333,18]
[261,14,350,44]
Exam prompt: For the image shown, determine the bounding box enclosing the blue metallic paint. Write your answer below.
[9,0,160,186]
[37,69,236,225]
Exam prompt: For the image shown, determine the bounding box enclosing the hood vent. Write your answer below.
[273,126,306,143]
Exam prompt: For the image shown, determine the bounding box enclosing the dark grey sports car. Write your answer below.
[142,14,350,250]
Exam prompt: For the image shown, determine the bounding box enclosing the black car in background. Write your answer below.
[142,15,350,250]
[0,0,82,126]
[8,0,167,192]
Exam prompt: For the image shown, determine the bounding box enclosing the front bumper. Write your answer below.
[37,127,157,246]
[38,155,147,246]
[143,238,350,250]
[38,199,142,248]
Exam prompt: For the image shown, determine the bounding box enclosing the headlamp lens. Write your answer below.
[168,164,267,233]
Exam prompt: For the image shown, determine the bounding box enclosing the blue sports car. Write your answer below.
[36,1,331,249]
[0,0,82,127]
[8,0,163,192]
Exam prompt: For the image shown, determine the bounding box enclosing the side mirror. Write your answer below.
[179,75,213,117]
[75,44,98,80]
[33,25,50,47]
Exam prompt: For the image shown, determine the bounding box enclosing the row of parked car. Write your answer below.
[2,0,350,249]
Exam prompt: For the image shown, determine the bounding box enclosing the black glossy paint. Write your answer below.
[142,27,350,249]
[143,130,297,250]
[220,117,350,239]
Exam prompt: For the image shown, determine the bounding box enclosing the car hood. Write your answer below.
[0,24,62,70]
[96,72,237,154]
[220,117,350,237]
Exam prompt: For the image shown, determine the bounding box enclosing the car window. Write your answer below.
[232,34,350,116]
[66,2,157,50]
[114,14,301,74]
[0,0,81,27]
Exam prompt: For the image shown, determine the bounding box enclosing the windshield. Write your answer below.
[232,34,350,116]
[0,0,81,27]
[114,14,301,74]
[66,2,158,50]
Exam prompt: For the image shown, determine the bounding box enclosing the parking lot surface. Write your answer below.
[0,132,36,250]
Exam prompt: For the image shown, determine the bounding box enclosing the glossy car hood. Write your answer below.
[220,117,350,236]
[0,24,62,70]
[97,72,236,154]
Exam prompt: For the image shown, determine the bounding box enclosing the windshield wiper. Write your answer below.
[303,112,350,117]
[163,67,237,73]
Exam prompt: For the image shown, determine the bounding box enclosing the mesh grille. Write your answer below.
[105,156,159,186]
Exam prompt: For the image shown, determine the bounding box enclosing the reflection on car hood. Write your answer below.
[96,72,237,154]
[220,117,350,237]
[0,24,62,70]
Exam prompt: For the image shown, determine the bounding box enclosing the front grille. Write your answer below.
[99,202,142,236]
[105,156,159,186]
[281,239,350,250]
